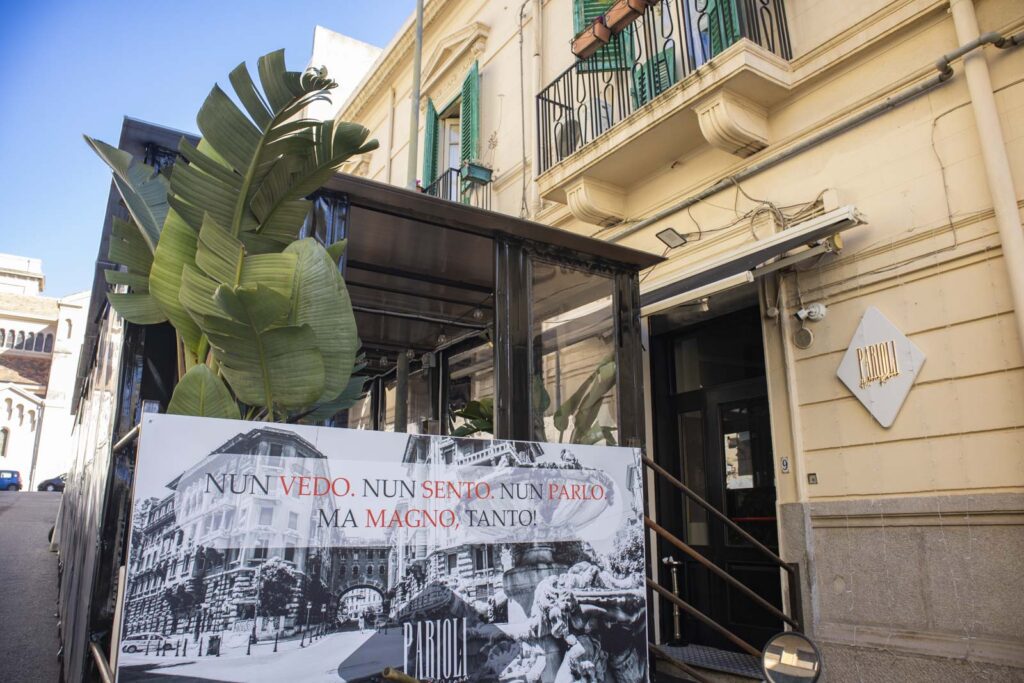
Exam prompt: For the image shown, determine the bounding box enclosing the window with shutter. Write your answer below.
[573,0,633,72]
[422,98,439,186]
[707,0,742,57]
[630,46,678,108]
[460,61,479,164]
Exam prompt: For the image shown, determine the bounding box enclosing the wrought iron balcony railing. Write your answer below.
[537,0,791,174]
[423,167,492,210]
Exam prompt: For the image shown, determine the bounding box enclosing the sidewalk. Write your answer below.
[0,492,61,682]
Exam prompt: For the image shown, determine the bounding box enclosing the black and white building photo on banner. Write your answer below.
[116,414,649,683]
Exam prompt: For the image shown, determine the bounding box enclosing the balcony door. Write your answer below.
[442,118,461,202]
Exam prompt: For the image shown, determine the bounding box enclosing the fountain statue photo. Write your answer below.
[115,414,649,682]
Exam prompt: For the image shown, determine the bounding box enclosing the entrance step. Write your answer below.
[654,643,763,681]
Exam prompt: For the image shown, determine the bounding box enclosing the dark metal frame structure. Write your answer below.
[56,118,661,683]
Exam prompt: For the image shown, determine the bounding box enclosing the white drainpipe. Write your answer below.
[530,0,544,217]
[949,0,1024,354]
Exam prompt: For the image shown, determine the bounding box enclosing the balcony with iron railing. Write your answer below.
[536,0,792,225]
[423,166,492,211]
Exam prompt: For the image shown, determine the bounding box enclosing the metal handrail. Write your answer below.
[112,424,141,452]
[423,167,460,200]
[646,516,798,629]
[89,641,114,683]
[642,452,805,651]
[536,0,792,173]
[647,580,760,657]
[643,455,792,574]
[423,167,491,210]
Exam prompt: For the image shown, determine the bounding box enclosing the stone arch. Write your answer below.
[336,581,386,620]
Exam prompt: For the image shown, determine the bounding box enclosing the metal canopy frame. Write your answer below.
[315,173,660,443]
[64,118,663,683]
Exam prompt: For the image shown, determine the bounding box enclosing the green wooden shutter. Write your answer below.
[422,98,439,186]
[573,0,632,73]
[630,46,677,108]
[708,0,742,58]
[460,61,479,164]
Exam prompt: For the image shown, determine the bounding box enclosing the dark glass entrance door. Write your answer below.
[651,307,783,651]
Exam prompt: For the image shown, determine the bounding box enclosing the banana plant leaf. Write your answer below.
[167,364,240,419]
[171,49,377,251]
[300,360,369,423]
[148,210,203,356]
[104,217,166,324]
[86,49,377,422]
[84,136,169,251]
[451,398,494,437]
[284,238,358,403]
[200,284,325,412]
[552,372,595,439]
[569,358,616,444]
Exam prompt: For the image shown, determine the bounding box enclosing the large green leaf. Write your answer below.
[168,364,240,419]
[171,49,377,251]
[251,120,377,244]
[107,291,165,324]
[104,217,167,325]
[569,358,616,444]
[201,284,324,411]
[84,136,169,251]
[284,239,358,403]
[302,368,369,423]
[552,374,595,437]
[149,209,202,354]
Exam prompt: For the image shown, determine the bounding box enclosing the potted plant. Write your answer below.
[460,160,493,185]
[86,50,376,423]
[571,16,612,60]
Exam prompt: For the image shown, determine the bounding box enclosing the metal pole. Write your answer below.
[663,557,683,642]
[406,0,425,190]
[395,351,409,433]
[949,0,1024,356]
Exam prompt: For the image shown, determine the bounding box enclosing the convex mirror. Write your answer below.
[761,631,822,683]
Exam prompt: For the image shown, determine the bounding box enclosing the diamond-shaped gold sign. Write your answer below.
[836,307,925,428]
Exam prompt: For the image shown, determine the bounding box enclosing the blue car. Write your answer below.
[0,470,22,491]
[37,474,66,492]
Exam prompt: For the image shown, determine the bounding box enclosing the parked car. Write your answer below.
[120,633,173,654]
[0,470,22,491]
[37,474,66,492]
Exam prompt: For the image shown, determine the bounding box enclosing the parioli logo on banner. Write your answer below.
[837,306,926,428]
[116,414,650,683]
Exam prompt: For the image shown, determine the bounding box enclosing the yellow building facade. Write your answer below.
[330,0,1024,679]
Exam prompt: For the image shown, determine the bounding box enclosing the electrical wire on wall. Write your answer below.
[635,180,832,288]
[791,77,1024,305]
[649,179,830,246]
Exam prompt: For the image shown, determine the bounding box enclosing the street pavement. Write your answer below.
[0,491,62,682]
[119,629,404,682]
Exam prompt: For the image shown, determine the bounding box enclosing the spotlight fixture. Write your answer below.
[436,331,448,346]
[655,227,691,249]
[471,308,484,321]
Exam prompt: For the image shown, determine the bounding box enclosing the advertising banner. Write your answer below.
[116,413,649,682]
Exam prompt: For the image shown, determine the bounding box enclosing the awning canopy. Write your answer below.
[321,174,662,358]
[76,118,663,408]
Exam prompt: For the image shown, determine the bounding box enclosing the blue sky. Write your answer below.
[0,0,414,297]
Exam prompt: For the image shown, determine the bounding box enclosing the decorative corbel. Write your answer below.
[565,177,627,227]
[693,89,769,157]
